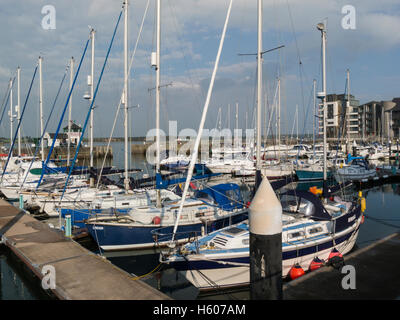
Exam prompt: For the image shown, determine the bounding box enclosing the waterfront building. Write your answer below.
[318,94,360,141]
[358,99,399,142]
[318,95,400,142]
[62,121,82,145]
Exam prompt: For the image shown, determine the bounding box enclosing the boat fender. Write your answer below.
[289,263,305,280]
[327,256,344,269]
[309,257,324,271]
[246,201,251,208]
[327,249,344,269]
[152,216,161,225]
[361,215,365,224]
[361,197,366,213]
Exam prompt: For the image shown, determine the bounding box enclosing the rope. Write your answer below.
[131,263,162,280]
[0,76,15,129]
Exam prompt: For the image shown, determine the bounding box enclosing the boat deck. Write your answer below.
[283,232,400,299]
[0,199,170,300]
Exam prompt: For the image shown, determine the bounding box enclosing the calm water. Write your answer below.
[1,144,400,299]
[0,249,51,300]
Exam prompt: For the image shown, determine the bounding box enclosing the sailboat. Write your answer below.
[158,18,365,291]
[82,0,251,251]
[0,63,85,201]
[333,154,377,183]
[160,187,364,290]
[23,2,159,218]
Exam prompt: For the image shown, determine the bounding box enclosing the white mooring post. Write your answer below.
[249,176,282,300]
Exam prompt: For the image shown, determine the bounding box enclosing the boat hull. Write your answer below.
[180,228,359,290]
[169,207,362,291]
[334,169,376,182]
[295,169,332,181]
[85,211,248,251]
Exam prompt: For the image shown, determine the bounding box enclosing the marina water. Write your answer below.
[1,142,400,300]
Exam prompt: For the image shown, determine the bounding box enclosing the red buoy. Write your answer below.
[246,201,251,208]
[309,257,324,271]
[289,263,305,280]
[152,216,161,225]
[361,215,365,224]
[328,248,343,260]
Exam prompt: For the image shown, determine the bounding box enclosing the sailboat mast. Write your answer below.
[171,0,233,242]
[250,0,283,300]
[17,66,21,157]
[90,28,95,172]
[218,107,222,130]
[9,78,13,153]
[346,68,350,152]
[313,79,316,151]
[155,0,161,207]
[256,0,263,184]
[123,0,130,191]
[318,23,327,185]
[236,102,239,132]
[38,56,44,162]
[67,57,74,167]
[278,78,281,163]
[296,104,299,143]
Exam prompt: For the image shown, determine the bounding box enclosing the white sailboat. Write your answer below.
[159,17,365,291]
[83,0,251,251]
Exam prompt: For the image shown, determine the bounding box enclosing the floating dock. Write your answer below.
[353,172,400,189]
[0,199,170,300]
[283,232,400,299]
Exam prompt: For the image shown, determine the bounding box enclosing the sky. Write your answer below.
[1,0,400,140]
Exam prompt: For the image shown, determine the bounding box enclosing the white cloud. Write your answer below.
[1,0,400,137]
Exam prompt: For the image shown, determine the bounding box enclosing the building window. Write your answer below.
[327,104,334,119]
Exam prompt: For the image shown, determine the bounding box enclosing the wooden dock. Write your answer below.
[0,199,170,300]
[283,232,400,299]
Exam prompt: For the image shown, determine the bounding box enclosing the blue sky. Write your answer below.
[1,0,400,139]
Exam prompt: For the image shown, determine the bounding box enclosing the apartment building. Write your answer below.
[318,94,359,140]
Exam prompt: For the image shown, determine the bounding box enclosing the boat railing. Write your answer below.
[151,227,202,250]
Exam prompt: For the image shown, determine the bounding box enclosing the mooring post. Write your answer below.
[65,215,72,237]
[19,194,24,210]
[249,176,283,300]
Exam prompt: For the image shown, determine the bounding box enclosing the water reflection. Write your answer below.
[0,250,51,300]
